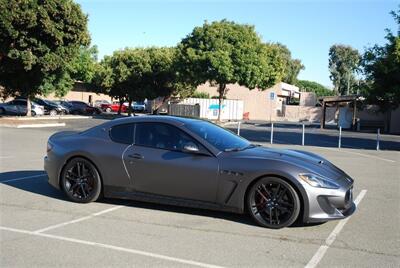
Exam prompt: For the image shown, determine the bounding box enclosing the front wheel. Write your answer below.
[60,157,102,203]
[247,177,300,229]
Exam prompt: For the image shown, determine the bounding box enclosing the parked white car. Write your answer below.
[0,99,44,116]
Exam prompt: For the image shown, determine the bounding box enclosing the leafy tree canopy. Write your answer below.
[329,44,361,95]
[94,47,194,114]
[0,0,90,102]
[177,19,285,120]
[273,43,305,84]
[361,7,400,110]
[296,80,334,97]
[68,45,98,83]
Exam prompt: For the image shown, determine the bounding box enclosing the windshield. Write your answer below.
[185,121,251,151]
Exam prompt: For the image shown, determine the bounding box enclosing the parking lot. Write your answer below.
[1,118,399,267]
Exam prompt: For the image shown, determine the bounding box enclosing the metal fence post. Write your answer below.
[376,128,380,151]
[338,126,342,148]
[237,121,241,136]
[270,123,274,144]
[302,124,305,146]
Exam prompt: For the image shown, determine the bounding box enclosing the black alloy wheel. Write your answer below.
[247,177,300,229]
[61,157,102,203]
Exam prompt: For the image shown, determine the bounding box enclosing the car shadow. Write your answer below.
[1,170,325,229]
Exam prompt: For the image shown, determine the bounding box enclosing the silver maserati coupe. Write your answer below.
[44,116,356,228]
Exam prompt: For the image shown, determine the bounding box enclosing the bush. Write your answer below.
[191,92,210,99]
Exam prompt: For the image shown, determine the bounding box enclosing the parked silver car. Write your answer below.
[0,99,44,116]
[44,116,355,229]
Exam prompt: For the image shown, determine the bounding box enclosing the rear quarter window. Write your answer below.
[109,124,134,144]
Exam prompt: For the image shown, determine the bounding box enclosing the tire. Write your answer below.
[31,111,36,117]
[49,109,57,116]
[247,177,300,229]
[106,107,112,113]
[60,157,102,203]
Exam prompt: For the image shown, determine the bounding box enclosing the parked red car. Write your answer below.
[100,102,128,113]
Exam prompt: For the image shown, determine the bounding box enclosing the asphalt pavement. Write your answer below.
[0,118,399,267]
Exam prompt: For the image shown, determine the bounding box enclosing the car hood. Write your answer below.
[228,146,351,182]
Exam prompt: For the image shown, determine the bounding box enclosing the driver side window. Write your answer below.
[135,122,200,152]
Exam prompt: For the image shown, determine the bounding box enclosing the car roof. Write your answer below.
[109,115,205,126]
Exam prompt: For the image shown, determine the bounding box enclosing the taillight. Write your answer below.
[47,142,53,153]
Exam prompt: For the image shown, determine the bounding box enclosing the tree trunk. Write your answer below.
[217,84,226,122]
[346,72,351,95]
[26,96,32,117]
[127,98,133,116]
[117,98,123,115]
[153,96,170,114]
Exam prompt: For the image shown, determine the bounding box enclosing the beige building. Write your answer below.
[197,82,307,121]
[46,82,112,105]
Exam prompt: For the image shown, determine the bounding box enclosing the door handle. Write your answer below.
[128,153,144,159]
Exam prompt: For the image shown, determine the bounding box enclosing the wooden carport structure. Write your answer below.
[320,95,359,129]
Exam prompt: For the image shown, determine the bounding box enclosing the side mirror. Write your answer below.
[183,142,199,153]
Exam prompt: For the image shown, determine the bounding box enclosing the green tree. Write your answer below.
[0,0,90,115]
[178,20,285,121]
[274,43,305,84]
[296,80,334,97]
[361,7,400,111]
[329,44,361,95]
[94,47,193,115]
[68,45,98,83]
[191,92,210,98]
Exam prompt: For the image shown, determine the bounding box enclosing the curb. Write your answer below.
[0,115,90,121]
[0,123,66,128]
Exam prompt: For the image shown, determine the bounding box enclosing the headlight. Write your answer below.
[299,173,339,189]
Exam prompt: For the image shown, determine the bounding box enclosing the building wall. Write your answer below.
[45,90,112,105]
[284,106,336,123]
[197,83,282,121]
[390,107,400,134]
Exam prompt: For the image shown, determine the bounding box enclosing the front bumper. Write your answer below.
[303,181,356,223]
[44,155,61,190]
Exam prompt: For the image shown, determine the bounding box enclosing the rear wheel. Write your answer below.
[247,177,300,229]
[49,109,57,116]
[60,157,102,203]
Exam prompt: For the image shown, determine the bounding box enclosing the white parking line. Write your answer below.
[0,174,46,183]
[305,189,367,268]
[33,205,124,233]
[0,226,224,268]
[319,147,396,163]
[0,156,14,159]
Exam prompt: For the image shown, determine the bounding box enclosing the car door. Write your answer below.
[14,100,27,115]
[123,122,219,203]
[4,101,18,114]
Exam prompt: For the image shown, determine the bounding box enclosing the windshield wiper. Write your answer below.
[224,143,260,152]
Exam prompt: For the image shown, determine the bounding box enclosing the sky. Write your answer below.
[76,0,398,88]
